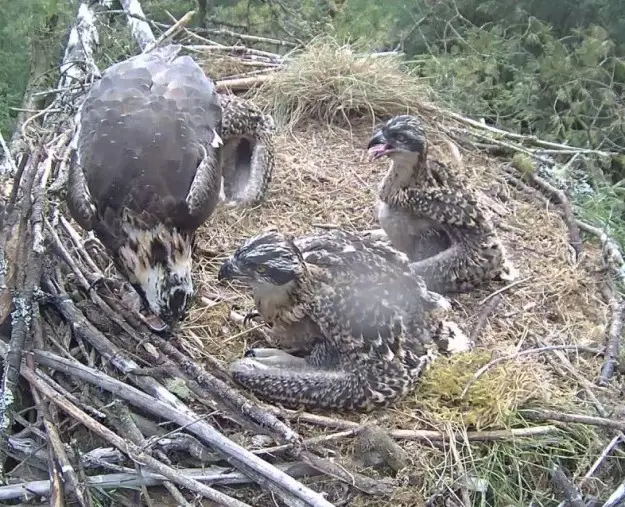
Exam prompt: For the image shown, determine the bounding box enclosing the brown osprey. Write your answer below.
[66,45,223,329]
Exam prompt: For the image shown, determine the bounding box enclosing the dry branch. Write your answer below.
[524,409,625,432]
[0,463,320,502]
[550,464,585,507]
[21,364,253,507]
[216,74,273,91]
[6,343,334,507]
[142,11,196,54]
[117,0,155,51]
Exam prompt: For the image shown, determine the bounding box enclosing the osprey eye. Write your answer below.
[256,265,267,273]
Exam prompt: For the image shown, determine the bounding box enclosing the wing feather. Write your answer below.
[71,46,222,233]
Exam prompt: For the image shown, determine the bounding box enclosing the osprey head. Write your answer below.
[367,115,428,163]
[218,231,305,287]
[117,223,195,327]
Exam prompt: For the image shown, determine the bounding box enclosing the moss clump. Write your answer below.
[512,153,536,175]
[414,351,553,430]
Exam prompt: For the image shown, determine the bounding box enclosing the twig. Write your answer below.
[298,450,394,497]
[523,409,625,433]
[579,435,622,488]
[461,345,604,399]
[21,365,254,507]
[199,27,298,48]
[390,424,559,442]
[602,480,625,507]
[215,74,273,91]
[478,277,529,305]
[599,294,625,385]
[526,171,583,259]
[0,463,320,501]
[157,335,299,444]
[0,131,19,176]
[22,347,335,507]
[0,148,45,472]
[117,0,156,51]
[142,11,196,54]
[470,294,502,343]
[421,103,618,158]
[28,355,93,507]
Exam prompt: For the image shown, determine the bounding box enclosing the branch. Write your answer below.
[0,147,47,471]
[17,342,334,507]
[21,365,254,507]
[215,74,273,91]
[59,3,100,89]
[0,463,319,502]
[116,0,156,51]
[524,409,625,432]
[142,11,196,54]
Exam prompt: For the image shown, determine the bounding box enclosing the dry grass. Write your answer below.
[248,35,432,130]
[180,118,618,505]
[180,40,623,505]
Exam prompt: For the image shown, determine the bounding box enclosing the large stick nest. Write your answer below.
[1,6,624,507]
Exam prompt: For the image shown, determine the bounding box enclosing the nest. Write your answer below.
[1,7,624,507]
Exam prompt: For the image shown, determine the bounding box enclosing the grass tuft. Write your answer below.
[251,35,431,129]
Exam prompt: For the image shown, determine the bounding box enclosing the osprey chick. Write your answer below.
[218,230,471,412]
[67,45,223,329]
[367,115,518,294]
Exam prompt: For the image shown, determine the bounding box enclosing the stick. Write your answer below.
[198,27,298,48]
[421,103,618,158]
[602,480,625,507]
[524,409,625,432]
[580,435,622,488]
[22,365,254,507]
[215,74,273,91]
[142,10,196,54]
[157,335,299,443]
[24,348,334,507]
[117,0,156,51]
[0,463,319,501]
[526,171,583,259]
[599,294,625,385]
[28,356,93,507]
[470,294,502,343]
[0,148,45,471]
[0,131,19,176]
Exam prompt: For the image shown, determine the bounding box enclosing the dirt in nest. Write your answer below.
[178,118,616,505]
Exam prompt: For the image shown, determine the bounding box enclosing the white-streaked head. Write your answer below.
[117,223,195,325]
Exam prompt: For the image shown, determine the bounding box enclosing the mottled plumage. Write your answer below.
[367,115,518,294]
[218,94,275,205]
[66,45,223,328]
[218,230,471,412]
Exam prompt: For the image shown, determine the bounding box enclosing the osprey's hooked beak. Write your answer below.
[367,130,394,161]
[217,258,239,281]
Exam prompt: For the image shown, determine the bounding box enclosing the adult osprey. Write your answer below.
[67,45,223,329]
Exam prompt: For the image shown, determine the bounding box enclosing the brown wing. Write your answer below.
[69,45,222,233]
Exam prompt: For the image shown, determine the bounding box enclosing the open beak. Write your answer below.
[217,258,238,281]
[366,130,394,161]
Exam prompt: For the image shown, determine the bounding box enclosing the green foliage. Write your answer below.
[416,18,625,150]
[0,0,72,138]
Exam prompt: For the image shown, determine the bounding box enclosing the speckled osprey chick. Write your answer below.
[367,114,519,294]
[218,229,471,412]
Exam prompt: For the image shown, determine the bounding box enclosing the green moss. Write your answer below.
[415,351,552,430]
[512,153,536,176]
